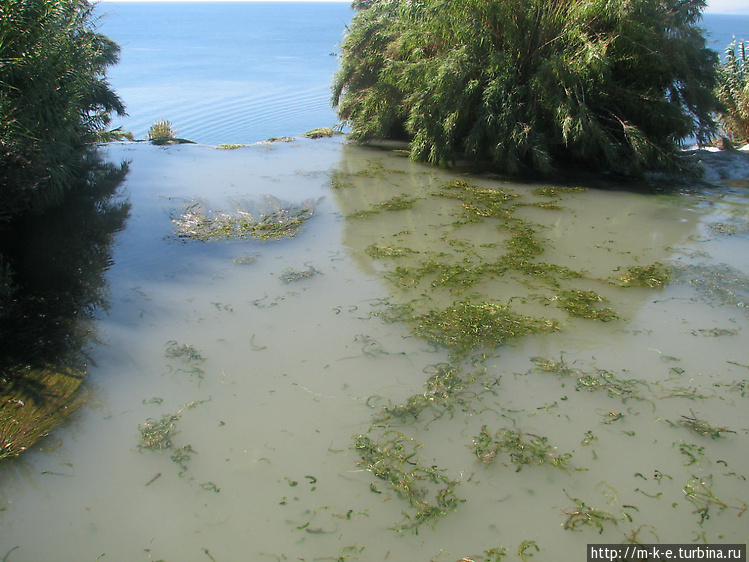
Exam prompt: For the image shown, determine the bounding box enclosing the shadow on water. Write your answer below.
[0,149,131,460]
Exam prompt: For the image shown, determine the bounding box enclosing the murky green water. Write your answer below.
[1,138,748,561]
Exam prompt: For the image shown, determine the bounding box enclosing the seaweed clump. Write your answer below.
[555,290,620,321]
[374,361,489,423]
[349,195,419,218]
[615,262,671,288]
[384,301,558,358]
[302,127,340,139]
[138,412,180,451]
[562,493,619,533]
[172,195,322,242]
[279,266,321,284]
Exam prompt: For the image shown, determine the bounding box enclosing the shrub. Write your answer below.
[716,41,749,143]
[0,0,125,219]
[333,0,721,176]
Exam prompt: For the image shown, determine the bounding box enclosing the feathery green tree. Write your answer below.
[716,41,749,142]
[0,0,125,219]
[333,0,721,176]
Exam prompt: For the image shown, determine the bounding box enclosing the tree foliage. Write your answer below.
[0,0,125,219]
[716,41,749,142]
[333,0,721,176]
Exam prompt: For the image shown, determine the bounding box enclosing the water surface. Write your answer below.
[1,138,747,560]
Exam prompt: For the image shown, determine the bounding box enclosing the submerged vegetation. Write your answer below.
[333,0,720,176]
[329,151,749,548]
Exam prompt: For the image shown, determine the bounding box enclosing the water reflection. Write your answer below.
[0,149,130,458]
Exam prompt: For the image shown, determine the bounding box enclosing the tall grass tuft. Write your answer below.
[148,119,178,143]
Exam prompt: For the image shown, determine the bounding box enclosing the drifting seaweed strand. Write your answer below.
[530,356,650,402]
[683,474,747,525]
[678,413,737,439]
[575,370,649,402]
[375,362,485,424]
[471,426,573,472]
[562,492,619,533]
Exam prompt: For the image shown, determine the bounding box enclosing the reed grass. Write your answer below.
[1,364,86,460]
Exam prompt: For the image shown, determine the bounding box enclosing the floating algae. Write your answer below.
[529,356,649,402]
[674,263,749,309]
[532,186,588,197]
[365,244,417,259]
[575,371,649,402]
[353,431,463,532]
[137,400,210,476]
[233,253,261,265]
[215,144,245,150]
[138,413,180,451]
[554,290,620,321]
[164,340,206,383]
[373,361,490,423]
[348,194,420,219]
[301,127,340,139]
[172,195,323,242]
[278,265,321,284]
[710,219,749,236]
[384,259,500,290]
[164,340,205,363]
[380,301,558,359]
[614,262,672,288]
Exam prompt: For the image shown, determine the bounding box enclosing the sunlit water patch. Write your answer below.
[1,139,748,561]
[96,2,352,144]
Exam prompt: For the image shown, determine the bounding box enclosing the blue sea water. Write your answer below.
[95,3,749,146]
[703,13,749,55]
[96,2,353,144]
